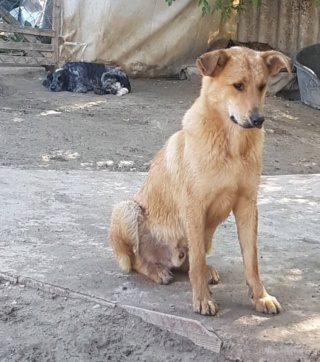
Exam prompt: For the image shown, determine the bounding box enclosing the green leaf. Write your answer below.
[252,0,261,7]
[165,0,175,6]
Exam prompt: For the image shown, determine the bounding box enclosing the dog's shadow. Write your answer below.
[171,270,190,283]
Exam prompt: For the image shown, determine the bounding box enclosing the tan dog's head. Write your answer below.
[170,245,188,268]
[196,47,292,129]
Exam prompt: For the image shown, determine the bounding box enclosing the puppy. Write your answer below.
[109,47,291,316]
[110,200,189,284]
[42,62,131,96]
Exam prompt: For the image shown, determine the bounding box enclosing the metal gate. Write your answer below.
[0,0,60,67]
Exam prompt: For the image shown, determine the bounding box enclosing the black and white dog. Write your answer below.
[43,62,131,96]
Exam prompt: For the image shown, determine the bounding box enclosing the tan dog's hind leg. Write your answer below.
[233,196,281,314]
[133,257,173,285]
[109,200,141,272]
[176,257,219,286]
[206,265,220,285]
[187,208,218,316]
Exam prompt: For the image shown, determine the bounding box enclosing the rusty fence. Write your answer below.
[0,0,60,67]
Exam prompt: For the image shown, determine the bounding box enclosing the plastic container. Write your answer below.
[295,43,320,110]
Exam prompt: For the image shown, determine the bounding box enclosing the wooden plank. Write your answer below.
[0,54,52,66]
[0,24,55,38]
[0,5,40,43]
[0,4,19,25]
[0,4,45,58]
[0,41,54,52]
[52,0,61,64]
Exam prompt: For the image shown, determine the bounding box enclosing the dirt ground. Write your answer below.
[0,67,320,175]
[0,66,320,361]
[0,281,225,362]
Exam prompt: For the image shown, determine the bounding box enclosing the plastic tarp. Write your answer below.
[60,0,221,77]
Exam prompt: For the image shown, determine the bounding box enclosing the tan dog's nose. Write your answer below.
[250,113,265,128]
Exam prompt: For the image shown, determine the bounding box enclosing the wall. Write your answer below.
[60,0,222,77]
[236,0,320,57]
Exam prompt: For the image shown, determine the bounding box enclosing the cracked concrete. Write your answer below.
[0,169,319,361]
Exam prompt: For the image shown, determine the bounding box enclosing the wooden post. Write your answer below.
[52,0,61,65]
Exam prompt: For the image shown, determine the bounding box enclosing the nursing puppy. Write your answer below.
[109,47,291,316]
[111,200,189,284]
[42,62,131,96]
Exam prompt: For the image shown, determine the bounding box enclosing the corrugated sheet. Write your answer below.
[236,0,320,57]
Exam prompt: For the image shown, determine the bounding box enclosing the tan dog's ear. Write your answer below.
[196,50,230,77]
[261,51,292,76]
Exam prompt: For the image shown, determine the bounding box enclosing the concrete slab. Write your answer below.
[0,169,319,361]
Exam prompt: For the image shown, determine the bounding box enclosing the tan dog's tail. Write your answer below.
[109,200,142,272]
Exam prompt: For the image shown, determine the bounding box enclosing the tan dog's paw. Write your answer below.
[254,294,281,315]
[150,265,173,285]
[206,265,220,285]
[193,297,218,316]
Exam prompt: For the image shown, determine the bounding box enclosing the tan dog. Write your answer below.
[109,47,291,316]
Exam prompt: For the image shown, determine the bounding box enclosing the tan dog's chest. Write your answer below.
[196,159,256,226]
[138,132,261,244]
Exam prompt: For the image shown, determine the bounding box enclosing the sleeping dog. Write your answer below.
[43,62,131,96]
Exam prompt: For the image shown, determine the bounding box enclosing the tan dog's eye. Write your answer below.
[233,83,244,91]
[259,84,266,91]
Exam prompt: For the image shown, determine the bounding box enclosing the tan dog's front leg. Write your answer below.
[187,210,218,316]
[233,196,281,314]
